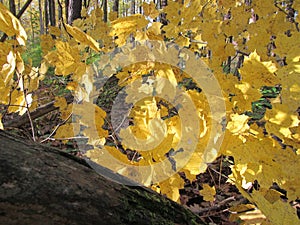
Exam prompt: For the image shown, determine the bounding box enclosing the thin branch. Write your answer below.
[218,155,223,188]
[40,113,72,143]
[196,196,236,214]
[22,78,36,141]
[3,94,74,128]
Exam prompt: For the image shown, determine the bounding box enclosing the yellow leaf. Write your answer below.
[175,35,190,47]
[66,81,79,91]
[250,189,299,225]
[54,96,68,110]
[39,61,48,78]
[199,184,216,202]
[230,204,256,213]
[277,67,300,112]
[7,90,31,115]
[55,123,80,139]
[44,41,80,76]
[226,113,250,135]
[48,26,61,37]
[59,103,73,121]
[72,101,108,143]
[264,189,283,204]
[0,50,15,86]
[40,34,55,53]
[182,150,204,176]
[228,136,300,200]
[142,2,159,19]
[109,11,118,21]
[147,22,162,36]
[110,14,148,46]
[158,173,184,201]
[64,23,100,52]
[0,3,27,45]
[239,50,279,89]
[235,82,261,103]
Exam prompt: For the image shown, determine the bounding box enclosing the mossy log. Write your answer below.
[0,131,204,225]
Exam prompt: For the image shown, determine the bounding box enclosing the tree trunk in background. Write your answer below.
[44,0,49,32]
[65,0,69,23]
[113,0,119,17]
[0,131,203,225]
[58,0,62,27]
[103,0,107,22]
[130,0,135,15]
[67,0,82,24]
[49,0,55,26]
[122,0,127,17]
[9,0,16,15]
[29,4,34,41]
[38,0,44,34]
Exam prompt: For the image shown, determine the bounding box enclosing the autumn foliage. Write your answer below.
[0,1,299,224]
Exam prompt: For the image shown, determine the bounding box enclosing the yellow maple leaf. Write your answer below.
[44,41,80,76]
[158,173,184,202]
[250,189,299,225]
[48,26,61,37]
[55,123,80,139]
[142,2,159,19]
[277,66,300,112]
[54,96,68,111]
[147,22,162,36]
[0,50,16,87]
[109,11,118,21]
[65,24,100,52]
[110,14,148,46]
[239,50,279,88]
[7,90,32,115]
[72,102,108,143]
[40,35,55,54]
[175,35,190,47]
[0,3,27,45]
[199,184,216,202]
[182,150,204,177]
[227,113,250,135]
[252,0,277,16]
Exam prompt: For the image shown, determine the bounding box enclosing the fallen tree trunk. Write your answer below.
[0,131,204,225]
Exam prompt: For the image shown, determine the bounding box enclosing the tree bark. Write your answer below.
[103,0,107,22]
[9,0,16,15]
[0,131,203,225]
[130,0,135,15]
[38,0,44,34]
[44,0,49,32]
[112,0,119,16]
[67,0,82,24]
[48,0,56,26]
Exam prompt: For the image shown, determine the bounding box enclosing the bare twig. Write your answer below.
[40,113,72,143]
[218,155,223,188]
[3,94,74,128]
[196,196,236,214]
